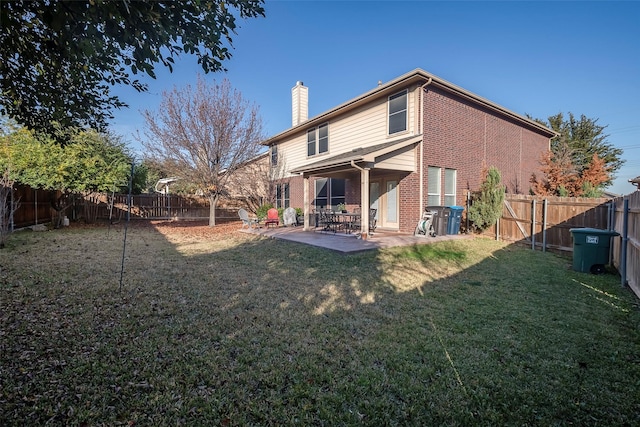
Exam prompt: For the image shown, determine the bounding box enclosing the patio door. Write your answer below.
[370,181,380,223]
[369,178,399,230]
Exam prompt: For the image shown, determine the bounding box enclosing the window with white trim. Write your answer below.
[388,90,407,134]
[444,168,457,206]
[314,178,345,210]
[276,183,290,209]
[307,123,329,157]
[428,166,441,206]
[270,145,278,166]
[428,166,457,206]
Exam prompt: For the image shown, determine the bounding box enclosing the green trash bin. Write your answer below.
[569,228,619,274]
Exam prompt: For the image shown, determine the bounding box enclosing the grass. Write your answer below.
[1,221,639,426]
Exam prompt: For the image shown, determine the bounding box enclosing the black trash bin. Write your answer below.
[569,228,619,274]
[426,206,450,237]
[447,206,464,235]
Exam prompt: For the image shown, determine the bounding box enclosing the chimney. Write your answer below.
[291,81,308,127]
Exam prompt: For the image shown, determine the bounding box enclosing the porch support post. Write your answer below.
[361,168,370,238]
[303,174,310,231]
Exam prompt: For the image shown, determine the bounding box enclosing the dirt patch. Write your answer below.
[65,218,245,240]
[147,219,244,240]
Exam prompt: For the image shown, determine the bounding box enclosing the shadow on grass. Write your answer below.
[1,221,639,426]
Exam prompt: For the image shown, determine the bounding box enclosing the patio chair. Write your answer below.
[283,207,297,226]
[264,207,280,228]
[317,207,342,233]
[238,208,259,229]
[351,208,377,234]
[369,208,377,233]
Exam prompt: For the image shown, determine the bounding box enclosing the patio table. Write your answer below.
[328,212,361,234]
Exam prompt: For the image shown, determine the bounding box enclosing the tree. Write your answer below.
[467,167,505,232]
[2,126,132,224]
[141,77,265,226]
[0,141,19,248]
[529,143,612,198]
[0,0,265,137]
[529,143,581,197]
[579,153,610,198]
[543,113,624,188]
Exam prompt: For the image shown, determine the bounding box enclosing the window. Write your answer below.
[428,166,457,206]
[307,129,316,157]
[314,178,345,210]
[330,178,345,208]
[388,90,407,134]
[307,123,329,157]
[444,169,457,206]
[428,166,441,206]
[318,124,328,153]
[314,178,328,208]
[270,145,278,166]
[276,183,290,208]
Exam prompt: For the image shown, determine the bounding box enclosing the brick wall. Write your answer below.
[422,86,549,206]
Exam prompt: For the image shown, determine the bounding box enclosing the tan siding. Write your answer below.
[377,150,416,171]
[277,84,421,175]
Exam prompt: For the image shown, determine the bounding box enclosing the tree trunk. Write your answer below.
[208,195,218,227]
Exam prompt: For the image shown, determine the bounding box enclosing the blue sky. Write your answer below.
[110,0,640,195]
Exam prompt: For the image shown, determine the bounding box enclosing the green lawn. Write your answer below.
[1,223,639,426]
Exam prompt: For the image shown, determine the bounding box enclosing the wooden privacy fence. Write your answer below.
[477,193,639,298]
[10,188,240,226]
[480,194,612,252]
[99,194,239,221]
[11,185,58,228]
[611,191,640,298]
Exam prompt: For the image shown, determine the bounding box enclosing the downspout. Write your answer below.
[419,78,433,216]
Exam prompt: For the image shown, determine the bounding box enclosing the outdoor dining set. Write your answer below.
[238,208,377,234]
[238,207,377,235]
[315,207,377,234]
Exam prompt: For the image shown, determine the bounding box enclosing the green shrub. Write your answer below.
[256,203,273,220]
[467,167,505,231]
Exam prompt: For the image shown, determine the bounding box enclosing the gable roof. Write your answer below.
[263,68,557,146]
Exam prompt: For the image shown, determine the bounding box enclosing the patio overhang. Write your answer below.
[290,134,422,176]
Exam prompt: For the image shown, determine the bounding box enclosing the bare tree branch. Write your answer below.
[140,76,265,226]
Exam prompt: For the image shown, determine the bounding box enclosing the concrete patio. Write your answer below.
[240,225,474,254]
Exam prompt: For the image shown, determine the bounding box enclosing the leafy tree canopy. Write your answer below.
[0,0,265,137]
[529,112,624,197]
[1,125,132,194]
[536,112,624,187]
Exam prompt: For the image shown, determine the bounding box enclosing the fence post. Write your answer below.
[621,197,629,288]
[531,199,536,250]
[542,199,548,253]
[466,191,470,233]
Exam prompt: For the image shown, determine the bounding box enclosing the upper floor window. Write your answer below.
[307,123,329,157]
[388,90,407,134]
[270,145,278,166]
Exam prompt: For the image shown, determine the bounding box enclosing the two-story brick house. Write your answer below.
[263,68,556,237]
